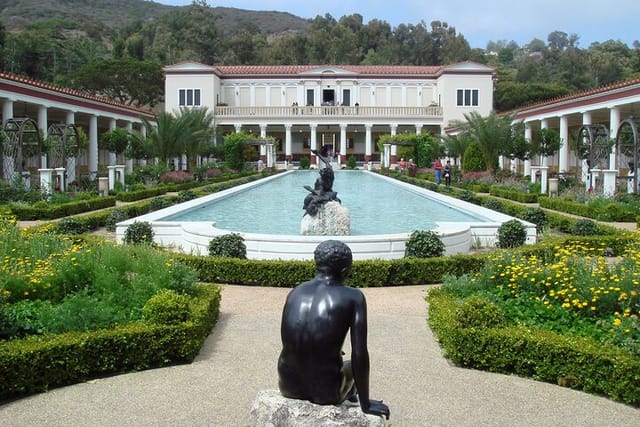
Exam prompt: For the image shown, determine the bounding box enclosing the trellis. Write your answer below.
[1,118,42,182]
[47,123,80,185]
[615,119,640,193]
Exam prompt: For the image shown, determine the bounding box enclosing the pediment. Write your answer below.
[163,61,217,72]
[299,66,358,76]
[442,61,494,73]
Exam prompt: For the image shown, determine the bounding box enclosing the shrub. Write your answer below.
[520,207,548,232]
[178,190,198,203]
[105,208,129,232]
[149,196,171,211]
[455,295,506,329]
[497,219,527,248]
[208,233,247,258]
[346,156,357,169]
[298,156,310,169]
[55,218,87,235]
[462,141,486,172]
[483,199,504,212]
[124,221,155,245]
[571,219,600,236]
[404,230,445,258]
[142,289,191,325]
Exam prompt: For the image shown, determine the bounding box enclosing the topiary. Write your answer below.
[571,218,600,236]
[208,233,247,258]
[404,230,445,258]
[346,156,357,169]
[56,218,87,235]
[149,196,171,211]
[462,141,486,172]
[142,289,191,325]
[496,219,527,248]
[105,208,128,232]
[455,295,506,329]
[178,190,198,203]
[519,207,548,232]
[123,221,155,245]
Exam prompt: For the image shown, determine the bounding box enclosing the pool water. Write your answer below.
[162,170,486,235]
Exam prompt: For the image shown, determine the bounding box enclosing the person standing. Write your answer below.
[433,158,443,184]
[398,158,406,174]
[443,160,452,188]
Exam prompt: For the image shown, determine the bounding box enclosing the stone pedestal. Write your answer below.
[38,168,54,195]
[249,390,386,427]
[590,168,601,191]
[108,165,126,190]
[548,178,559,197]
[98,177,109,197]
[602,169,617,196]
[539,166,549,194]
[54,167,66,192]
[301,201,350,236]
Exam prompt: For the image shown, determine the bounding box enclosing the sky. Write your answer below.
[155,0,640,50]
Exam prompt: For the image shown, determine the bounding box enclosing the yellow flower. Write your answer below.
[613,318,622,326]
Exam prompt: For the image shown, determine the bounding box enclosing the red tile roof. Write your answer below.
[0,72,154,116]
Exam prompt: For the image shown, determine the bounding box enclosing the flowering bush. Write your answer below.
[159,170,193,184]
[443,238,640,355]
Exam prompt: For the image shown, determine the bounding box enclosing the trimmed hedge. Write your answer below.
[177,234,635,287]
[428,288,640,406]
[539,195,638,222]
[489,185,539,203]
[10,197,116,220]
[0,284,221,401]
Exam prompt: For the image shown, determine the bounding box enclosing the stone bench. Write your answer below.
[249,389,387,426]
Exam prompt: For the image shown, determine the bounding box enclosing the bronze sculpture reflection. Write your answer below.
[277,240,390,420]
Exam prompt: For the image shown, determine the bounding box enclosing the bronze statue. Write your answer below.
[277,240,390,420]
[302,149,341,216]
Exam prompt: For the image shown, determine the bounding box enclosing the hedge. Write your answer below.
[489,185,539,203]
[539,195,638,222]
[0,284,221,401]
[10,196,117,220]
[427,288,640,407]
[177,234,634,287]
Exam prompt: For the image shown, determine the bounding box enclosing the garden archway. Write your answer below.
[1,118,42,182]
[615,119,640,193]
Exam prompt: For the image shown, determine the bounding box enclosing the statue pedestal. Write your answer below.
[301,201,350,235]
[249,390,386,427]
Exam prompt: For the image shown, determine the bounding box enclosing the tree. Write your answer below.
[140,112,185,167]
[177,107,215,171]
[456,111,517,171]
[69,58,163,107]
[440,132,472,166]
[100,127,130,159]
[531,127,562,167]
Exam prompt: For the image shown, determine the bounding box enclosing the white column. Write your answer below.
[285,124,292,164]
[108,118,117,165]
[2,99,14,124]
[540,119,549,167]
[415,124,423,134]
[389,124,397,162]
[88,114,98,180]
[66,111,76,184]
[581,111,592,186]
[524,122,532,176]
[559,115,569,173]
[339,124,347,162]
[609,107,621,168]
[38,105,48,169]
[259,124,267,159]
[365,124,373,163]
[310,124,318,167]
[126,122,133,173]
[234,124,242,133]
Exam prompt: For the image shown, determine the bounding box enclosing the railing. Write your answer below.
[214,105,442,118]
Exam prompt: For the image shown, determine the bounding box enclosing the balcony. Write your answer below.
[213,105,443,120]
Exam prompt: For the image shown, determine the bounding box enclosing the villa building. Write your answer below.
[163,61,495,166]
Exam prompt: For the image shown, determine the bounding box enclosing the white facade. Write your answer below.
[164,61,494,165]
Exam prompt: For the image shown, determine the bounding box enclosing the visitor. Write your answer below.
[443,160,452,187]
[408,158,416,177]
[399,157,406,174]
[433,158,443,184]
[278,240,390,420]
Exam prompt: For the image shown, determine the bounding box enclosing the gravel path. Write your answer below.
[0,285,638,426]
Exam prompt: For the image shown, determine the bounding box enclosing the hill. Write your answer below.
[0,0,311,36]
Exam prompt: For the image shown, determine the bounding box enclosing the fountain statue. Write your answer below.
[300,149,350,235]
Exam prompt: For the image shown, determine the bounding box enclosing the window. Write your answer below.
[179,89,201,107]
[456,89,479,107]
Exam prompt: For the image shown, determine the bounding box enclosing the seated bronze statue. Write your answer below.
[277,240,390,419]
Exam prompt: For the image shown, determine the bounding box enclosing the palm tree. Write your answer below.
[141,111,185,167]
[177,107,215,172]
